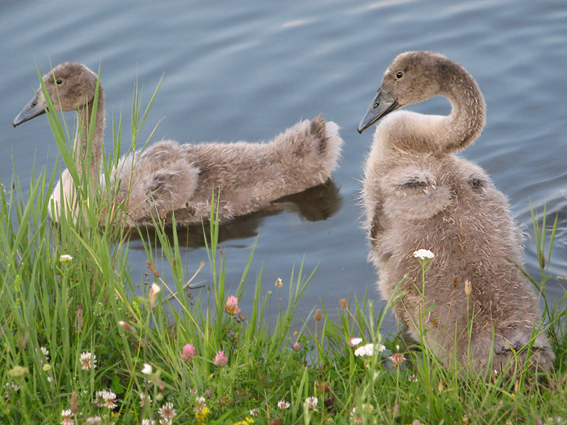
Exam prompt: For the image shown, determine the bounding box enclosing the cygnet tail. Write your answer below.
[272,115,343,191]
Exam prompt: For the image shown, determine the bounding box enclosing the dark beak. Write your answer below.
[357,87,400,134]
[13,93,47,127]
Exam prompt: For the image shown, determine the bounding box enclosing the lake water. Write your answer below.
[1,0,565,332]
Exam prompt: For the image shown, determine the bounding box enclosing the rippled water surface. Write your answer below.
[1,0,566,330]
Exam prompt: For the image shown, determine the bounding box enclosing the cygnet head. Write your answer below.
[13,62,99,127]
[358,51,452,133]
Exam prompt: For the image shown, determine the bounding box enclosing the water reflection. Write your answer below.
[128,180,343,248]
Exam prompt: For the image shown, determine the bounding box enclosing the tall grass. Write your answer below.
[1,72,565,424]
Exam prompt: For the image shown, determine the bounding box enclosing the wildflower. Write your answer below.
[158,402,177,419]
[141,363,153,375]
[277,400,290,409]
[189,388,198,395]
[94,389,118,409]
[389,352,406,369]
[305,396,318,411]
[351,405,374,423]
[195,405,211,425]
[195,396,206,405]
[275,278,283,287]
[293,342,301,351]
[234,418,255,425]
[61,409,74,425]
[59,254,73,262]
[464,279,472,296]
[250,408,260,416]
[4,381,20,392]
[182,343,196,361]
[213,351,228,367]
[139,393,152,407]
[43,363,52,371]
[159,420,172,425]
[408,375,418,382]
[349,337,363,347]
[41,346,50,357]
[141,420,156,425]
[149,283,161,306]
[314,309,322,322]
[70,392,78,415]
[47,376,53,383]
[118,320,133,333]
[8,366,29,378]
[413,249,434,260]
[339,298,347,309]
[85,418,102,424]
[354,343,385,357]
[224,295,241,315]
[80,352,97,370]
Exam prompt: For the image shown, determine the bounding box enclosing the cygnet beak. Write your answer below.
[357,87,400,134]
[13,93,47,127]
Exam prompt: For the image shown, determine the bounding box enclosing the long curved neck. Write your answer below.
[75,87,105,184]
[434,60,486,154]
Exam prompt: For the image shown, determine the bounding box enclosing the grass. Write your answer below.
[1,74,566,425]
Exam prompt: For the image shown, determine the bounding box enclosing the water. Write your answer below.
[1,0,565,331]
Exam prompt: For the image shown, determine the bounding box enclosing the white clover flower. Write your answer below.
[354,343,385,357]
[158,402,176,419]
[195,396,206,405]
[413,249,435,260]
[80,352,97,370]
[141,420,156,425]
[61,409,74,425]
[59,254,74,262]
[94,389,118,409]
[141,363,153,375]
[305,396,318,411]
[349,337,363,347]
[277,400,291,409]
[139,393,152,407]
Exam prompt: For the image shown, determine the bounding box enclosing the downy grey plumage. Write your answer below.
[13,62,343,226]
[358,51,553,374]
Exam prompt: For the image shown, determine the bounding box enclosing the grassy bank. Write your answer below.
[1,79,565,425]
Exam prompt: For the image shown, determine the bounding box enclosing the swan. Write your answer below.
[13,62,343,226]
[358,51,554,374]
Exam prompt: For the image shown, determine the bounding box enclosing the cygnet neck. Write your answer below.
[74,87,105,185]
[432,59,486,154]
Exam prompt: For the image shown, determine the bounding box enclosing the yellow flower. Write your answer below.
[233,418,254,425]
[195,406,211,425]
[43,363,52,371]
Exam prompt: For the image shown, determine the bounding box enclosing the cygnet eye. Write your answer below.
[56,79,63,85]
[396,71,403,79]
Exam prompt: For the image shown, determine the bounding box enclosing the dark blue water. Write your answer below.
[1,0,565,330]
